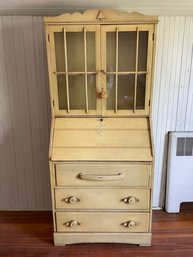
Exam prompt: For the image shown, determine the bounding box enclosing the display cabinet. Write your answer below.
[44,9,158,246]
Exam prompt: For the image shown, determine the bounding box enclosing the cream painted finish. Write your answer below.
[54,232,152,246]
[100,24,154,116]
[44,9,158,24]
[44,10,157,116]
[56,212,150,232]
[54,130,150,147]
[45,10,157,246]
[52,147,153,161]
[55,188,150,210]
[55,117,149,129]
[55,163,151,187]
[51,118,153,161]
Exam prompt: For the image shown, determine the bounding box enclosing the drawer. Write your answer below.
[55,188,150,210]
[55,163,151,187]
[56,212,149,233]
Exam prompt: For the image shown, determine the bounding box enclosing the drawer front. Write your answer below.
[55,163,151,187]
[56,212,149,233]
[55,188,150,210]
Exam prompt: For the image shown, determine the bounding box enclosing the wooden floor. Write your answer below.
[0,203,193,257]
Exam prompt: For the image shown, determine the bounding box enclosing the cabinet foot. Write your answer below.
[139,243,151,247]
[54,232,152,246]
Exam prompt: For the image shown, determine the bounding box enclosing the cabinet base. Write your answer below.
[53,232,152,246]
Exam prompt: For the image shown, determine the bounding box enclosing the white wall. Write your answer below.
[152,16,193,207]
[0,16,51,210]
[0,1,193,16]
[0,15,192,209]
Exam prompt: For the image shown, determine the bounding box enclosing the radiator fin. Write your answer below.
[176,137,193,156]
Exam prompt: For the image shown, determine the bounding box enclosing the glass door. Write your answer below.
[47,25,101,116]
[101,25,154,116]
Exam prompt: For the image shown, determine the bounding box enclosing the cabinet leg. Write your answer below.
[139,243,151,247]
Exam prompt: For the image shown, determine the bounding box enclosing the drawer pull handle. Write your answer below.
[121,220,137,228]
[122,196,139,204]
[64,220,80,228]
[64,196,80,204]
[78,172,125,181]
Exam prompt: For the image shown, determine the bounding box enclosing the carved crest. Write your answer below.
[96,10,106,21]
[44,9,158,24]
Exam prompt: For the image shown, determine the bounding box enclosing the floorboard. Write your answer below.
[0,203,193,257]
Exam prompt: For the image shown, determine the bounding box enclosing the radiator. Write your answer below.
[165,132,193,213]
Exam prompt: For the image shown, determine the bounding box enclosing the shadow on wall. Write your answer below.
[0,16,52,210]
[159,132,169,208]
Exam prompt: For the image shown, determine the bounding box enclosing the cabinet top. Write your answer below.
[44,9,158,25]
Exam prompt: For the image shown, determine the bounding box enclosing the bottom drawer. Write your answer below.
[56,212,149,233]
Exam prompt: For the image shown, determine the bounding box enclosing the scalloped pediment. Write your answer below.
[44,9,158,24]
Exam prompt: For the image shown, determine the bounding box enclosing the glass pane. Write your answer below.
[54,31,96,72]
[106,32,116,72]
[88,75,96,110]
[57,75,67,109]
[67,32,84,72]
[136,74,146,110]
[106,75,135,110]
[55,32,65,72]
[57,75,96,110]
[138,32,148,71]
[106,75,115,109]
[69,75,96,110]
[107,31,137,72]
[118,32,136,71]
[86,32,96,72]
[118,75,135,109]
[68,76,85,109]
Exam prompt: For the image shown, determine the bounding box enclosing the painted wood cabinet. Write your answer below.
[44,9,158,246]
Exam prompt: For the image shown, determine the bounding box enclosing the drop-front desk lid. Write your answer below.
[50,118,153,161]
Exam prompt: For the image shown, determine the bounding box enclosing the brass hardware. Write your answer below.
[64,196,80,204]
[97,69,104,73]
[98,88,107,99]
[64,220,80,228]
[122,196,139,204]
[121,220,137,228]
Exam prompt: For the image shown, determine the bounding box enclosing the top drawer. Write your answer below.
[54,163,151,187]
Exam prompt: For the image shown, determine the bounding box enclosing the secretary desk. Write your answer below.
[44,9,158,246]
